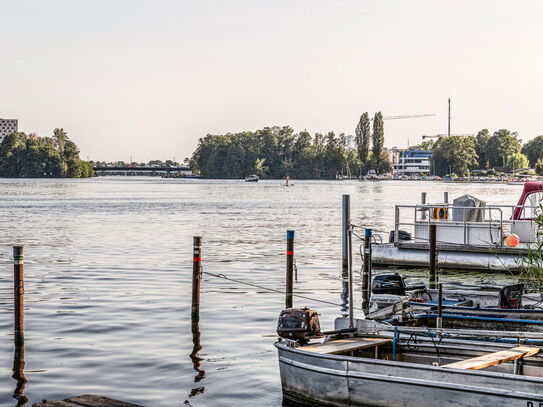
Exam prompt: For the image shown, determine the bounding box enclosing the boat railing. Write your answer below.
[393,203,540,247]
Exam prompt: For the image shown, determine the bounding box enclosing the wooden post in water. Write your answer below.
[429,224,437,289]
[341,195,350,305]
[286,230,295,309]
[192,237,202,318]
[12,245,27,404]
[13,246,24,344]
[190,237,205,384]
[362,229,373,313]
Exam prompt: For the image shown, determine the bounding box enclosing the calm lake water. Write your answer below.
[0,178,523,406]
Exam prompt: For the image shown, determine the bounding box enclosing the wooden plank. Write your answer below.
[32,395,143,407]
[442,345,540,370]
[302,337,391,354]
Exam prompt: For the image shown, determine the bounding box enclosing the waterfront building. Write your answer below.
[0,118,18,143]
[389,148,432,175]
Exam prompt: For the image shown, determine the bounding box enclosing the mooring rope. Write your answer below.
[201,270,363,309]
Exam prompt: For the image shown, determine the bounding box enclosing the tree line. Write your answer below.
[190,113,391,179]
[414,129,543,177]
[0,129,93,178]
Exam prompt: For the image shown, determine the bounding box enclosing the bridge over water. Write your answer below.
[93,166,191,176]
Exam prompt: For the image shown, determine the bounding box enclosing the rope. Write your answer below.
[201,270,362,309]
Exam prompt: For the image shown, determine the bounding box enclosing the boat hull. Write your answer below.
[372,243,523,272]
[276,342,543,407]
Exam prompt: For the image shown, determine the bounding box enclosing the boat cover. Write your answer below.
[452,194,486,222]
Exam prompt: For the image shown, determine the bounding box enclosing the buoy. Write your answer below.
[505,233,520,247]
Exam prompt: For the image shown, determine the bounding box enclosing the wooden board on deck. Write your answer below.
[32,394,143,407]
[442,345,540,370]
[302,337,391,354]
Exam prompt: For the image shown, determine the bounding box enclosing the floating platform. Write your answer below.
[371,242,527,272]
[32,395,143,407]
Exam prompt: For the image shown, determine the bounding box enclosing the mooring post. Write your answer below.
[341,195,350,305]
[429,224,437,289]
[13,246,24,344]
[348,226,354,329]
[421,192,427,220]
[362,228,373,313]
[443,191,449,204]
[192,237,202,319]
[286,230,295,309]
[437,283,443,329]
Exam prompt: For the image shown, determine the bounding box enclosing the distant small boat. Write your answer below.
[245,174,259,182]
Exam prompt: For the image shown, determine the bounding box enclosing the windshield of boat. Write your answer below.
[521,192,543,219]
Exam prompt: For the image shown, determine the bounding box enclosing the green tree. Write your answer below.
[506,153,530,171]
[355,113,371,174]
[0,130,91,178]
[535,158,543,176]
[474,129,491,169]
[432,135,478,177]
[254,158,268,177]
[487,129,521,168]
[522,135,543,167]
[371,112,386,173]
[410,140,435,151]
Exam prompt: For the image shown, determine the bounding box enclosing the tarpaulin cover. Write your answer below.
[452,194,486,222]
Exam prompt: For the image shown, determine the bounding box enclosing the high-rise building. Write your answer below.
[0,118,18,143]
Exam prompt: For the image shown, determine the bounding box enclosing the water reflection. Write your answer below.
[12,339,27,406]
[189,310,205,398]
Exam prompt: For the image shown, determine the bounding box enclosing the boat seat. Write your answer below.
[302,337,391,355]
[442,345,540,370]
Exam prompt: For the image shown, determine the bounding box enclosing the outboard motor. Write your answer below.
[372,273,407,296]
[389,230,412,243]
[499,283,524,309]
[369,273,409,312]
[277,307,321,343]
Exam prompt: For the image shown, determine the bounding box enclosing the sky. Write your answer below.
[1,0,543,162]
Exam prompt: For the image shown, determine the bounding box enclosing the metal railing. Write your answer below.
[393,204,540,248]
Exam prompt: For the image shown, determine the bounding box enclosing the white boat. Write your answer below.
[245,174,259,182]
[371,181,543,272]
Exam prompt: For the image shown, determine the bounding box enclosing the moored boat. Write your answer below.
[275,316,543,407]
[371,181,543,272]
[245,174,259,182]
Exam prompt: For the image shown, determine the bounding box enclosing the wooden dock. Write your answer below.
[32,395,143,407]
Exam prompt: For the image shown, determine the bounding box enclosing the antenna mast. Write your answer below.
[448,98,451,137]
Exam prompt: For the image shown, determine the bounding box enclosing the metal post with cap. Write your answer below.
[341,195,350,305]
[13,246,24,344]
[429,224,437,289]
[192,237,202,319]
[361,228,373,313]
[286,230,295,309]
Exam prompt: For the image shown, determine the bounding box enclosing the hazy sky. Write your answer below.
[1,1,542,161]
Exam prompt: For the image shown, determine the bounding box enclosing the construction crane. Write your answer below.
[383,113,436,121]
[421,133,474,140]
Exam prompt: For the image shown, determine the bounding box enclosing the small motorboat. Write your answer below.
[275,310,543,407]
[245,174,259,182]
[367,273,543,332]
